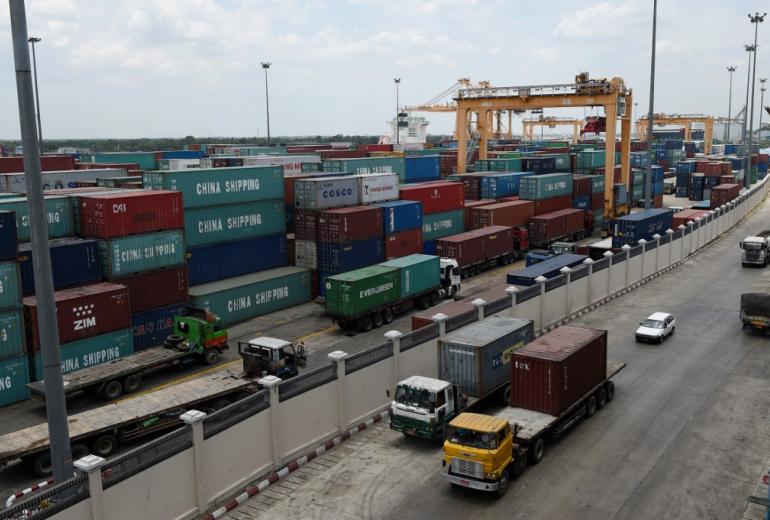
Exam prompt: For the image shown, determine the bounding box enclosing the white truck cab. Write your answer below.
[740,231,770,267]
[390,375,467,439]
[440,258,462,297]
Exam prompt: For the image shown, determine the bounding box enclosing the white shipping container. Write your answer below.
[295,176,359,210]
[294,239,318,269]
[159,158,200,170]
[0,168,128,193]
[242,155,321,176]
[358,173,399,204]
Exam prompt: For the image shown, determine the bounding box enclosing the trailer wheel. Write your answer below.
[31,451,53,477]
[500,384,511,406]
[430,292,439,306]
[164,334,185,348]
[417,295,430,310]
[72,443,89,462]
[91,434,118,457]
[101,380,123,401]
[586,395,597,417]
[494,470,510,498]
[605,381,615,402]
[383,308,394,324]
[123,374,142,394]
[212,398,232,411]
[204,349,221,366]
[461,268,469,279]
[358,316,373,332]
[529,438,545,465]
[372,311,384,329]
[596,387,607,409]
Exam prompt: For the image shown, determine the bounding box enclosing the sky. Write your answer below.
[0,0,767,139]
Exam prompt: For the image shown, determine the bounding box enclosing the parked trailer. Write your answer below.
[740,292,770,331]
[435,225,529,279]
[528,208,592,248]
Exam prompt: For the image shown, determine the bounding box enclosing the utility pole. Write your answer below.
[394,78,401,146]
[760,78,767,142]
[727,66,737,141]
[9,0,72,481]
[747,12,766,186]
[743,44,754,145]
[644,0,658,210]
[261,62,271,145]
[28,36,42,153]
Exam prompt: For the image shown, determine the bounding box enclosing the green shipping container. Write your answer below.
[474,158,522,172]
[589,175,605,193]
[0,262,21,310]
[33,329,133,380]
[184,199,286,247]
[324,265,400,318]
[519,173,573,200]
[82,152,158,170]
[576,150,606,169]
[422,209,465,241]
[322,157,406,179]
[0,196,74,242]
[237,146,288,156]
[99,230,185,278]
[143,166,284,208]
[0,309,24,358]
[0,355,29,407]
[381,254,440,299]
[189,267,311,325]
[542,153,571,172]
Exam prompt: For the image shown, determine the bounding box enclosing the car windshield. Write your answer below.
[445,426,497,450]
[394,386,435,409]
[642,319,664,329]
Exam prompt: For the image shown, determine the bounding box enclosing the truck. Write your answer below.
[324,254,461,332]
[740,292,770,331]
[440,326,625,497]
[435,226,525,279]
[1,336,303,477]
[506,253,588,286]
[739,231,770,266]
[525,241,577,266]
[27,307,229,401]
[528,208,593,248]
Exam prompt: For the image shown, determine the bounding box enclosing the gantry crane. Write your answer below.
[635,114,714,154]
[522,116,585,142]
[454,74,633,219]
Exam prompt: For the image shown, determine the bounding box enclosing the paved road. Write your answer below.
[226,195,770,520]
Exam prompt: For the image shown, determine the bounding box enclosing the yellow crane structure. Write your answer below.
[454,74,633,218]
[635,114,714,154]
[522,116,585,142]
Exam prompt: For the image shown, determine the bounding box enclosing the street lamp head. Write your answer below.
[260,62,271,69]
[394,78,400,84]
[745,44,756,52]
[761,78,768,85]
[28,36,41,43]
[728,66,737,72]
[748,12,767,23]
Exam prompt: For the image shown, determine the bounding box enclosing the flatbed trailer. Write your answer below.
[2,369,256,476]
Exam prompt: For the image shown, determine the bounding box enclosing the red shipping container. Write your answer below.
[572,174,592,197]
[591,192,604,210]
[498,195,520,202]
[531,195,571,216]
[385,228,423,259]
[510,327,607,416]
[720,175,735,185]
[453,174,481,200]
[75,162,140,172]
[435,225,514,268]
[463,199,496,229]
[710,183,741,208]
[284,175,311,206]
[439,154,458,178]
[400,181,465,214]
[695,160,710,173]
[319,150,367,160]
[356,144,393,152]
[294,209,319,240]
[528,208,585,244]
[287,235,296,267]
[78,190,183,238]
[0,155,75,174]
[317,206,383,243]
[114,266,188,313]
[672,209,709,228]
[24,282,131,351]
[653,194,663,208]
[471,200,534,229]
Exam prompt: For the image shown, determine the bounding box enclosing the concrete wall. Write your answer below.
[345,357,393,426]
[279,380,339,461]
[543,285,567,327]
[399,338,438,380]
[568,276,589,314]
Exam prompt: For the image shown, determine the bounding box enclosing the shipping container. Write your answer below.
[324,265,400,318]
[528,208,586,245]
[317,238,384,273]
[611,208,673,248]
[114,266,188,314]
[187,233,287,286]
[422,209,465,241]
[404,156,440,183]
[0,155,75,174]
[532,195,572,216]
[131,303,187,351]
[411,286,507,330]
[81,152,157,170]
[710,183,741,208]
[31,329,134,381]
[317,206,383,243]
[294,176,359,210]
[0,262,21,310]
[519,173,573,200]
[0,169,128,194]
[381,254,439,299]
[523,156,556,174]
[188,267,311,325]
[436,226,515,267]
[510,326,607,415]
[19,238,101,296]
[440,316,534,398]
[471,200,533,229]
[0,309,24,358]
[294,208,319,240]
[423,240,436,255]
[463,199,495,230]
[385,228,423,259]
[24,282,131,350]
[0,211,17,262]
[378,200,422,234]
[0,196,74,242]
[0,355,29,407]
[323,157,405,179]
[506,254,588,286]
[294,239,318,269]
[183,199,285,247]
[400,181,464,214]
[99,230,185,278]
[572,174,592,197]
[672,209,709,229]
[474,158,522,172]
[479,172,534,199]
[78,190,183,238]
[143,166,283,208]
[448,173,482,200]
[357,173,400,205]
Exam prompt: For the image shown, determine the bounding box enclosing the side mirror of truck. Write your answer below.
[739,241,744,249]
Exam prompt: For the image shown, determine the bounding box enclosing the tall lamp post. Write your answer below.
[743,44,754,145]
[727,66,737,142]
[760,78,767,142]
[260,62,271,145]
[747,12,766,176]
[644,0,658,210]
[28,36,42,152]
[394,78,401,145]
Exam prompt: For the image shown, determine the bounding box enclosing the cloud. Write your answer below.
[554,1,641,37]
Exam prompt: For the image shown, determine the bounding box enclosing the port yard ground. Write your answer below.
[218,194,770,520]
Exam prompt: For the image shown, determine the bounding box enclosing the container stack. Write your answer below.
[404,156,441,183]
[378,200,423,259]
[0,210,27,407]
[399,181,465,255]
[518,173,573,216]
[588,175,605,227]
[675,161,696,198]
[478,172,533,199]
[611,208,673,248]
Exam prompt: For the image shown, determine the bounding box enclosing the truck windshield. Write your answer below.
[394,386,435,409]
[744,243,762,251]
[445,425,497,450]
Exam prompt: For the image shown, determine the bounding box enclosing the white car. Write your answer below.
[635,312,676,343]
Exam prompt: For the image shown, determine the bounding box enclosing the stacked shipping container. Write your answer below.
[0,210,27,407]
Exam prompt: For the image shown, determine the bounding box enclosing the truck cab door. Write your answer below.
[445,388,455,415]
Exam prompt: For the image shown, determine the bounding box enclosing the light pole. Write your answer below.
[644,0,658,210]
[394,78,401,145]
[28,36,42,152]
[743,44,754,146]
[760,78,767,142]
[747,12,766,168]
[260,62,271,145]
[727,66,737,141]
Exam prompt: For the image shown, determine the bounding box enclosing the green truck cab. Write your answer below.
[390,376,467,440]
[164,307,229,364]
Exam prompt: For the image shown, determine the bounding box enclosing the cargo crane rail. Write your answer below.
[455,81,616,101]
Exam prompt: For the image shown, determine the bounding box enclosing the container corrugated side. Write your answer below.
[131,303,187,351]
[187,233,287,286]
[19,238,102,296]
[294,239,318,270]
[399,181,465,214]
[0,196,74,242]
[99,230,185,278]
[358,173,400,204]
[404,156,440,182]
[317,238,384,273]
[422,209,464,241]
[0,355,29,407]
[31,329,134,381]
[519,173,573,200]
[0,261,21,310]
[0,211,17,262]
[294,176,359,210]
[114,266,188,314]
[183,199,285,247]
[378,200,422,234]
[0,309,24,358]
[381,254,439,299]
[78,190,184,238]
[189,267,311,325]
[324,266,400,317]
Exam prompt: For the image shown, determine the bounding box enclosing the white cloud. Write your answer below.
[554,1,641,37]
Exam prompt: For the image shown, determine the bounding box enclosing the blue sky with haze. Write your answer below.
[0,0,766,138]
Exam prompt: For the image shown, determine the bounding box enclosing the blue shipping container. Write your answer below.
[676,185,689,198]
[611,208,673,247]
[377,200,422,234]
[131,303,187,351]
[630,152,650,169]
[479,172,534,198]
[614,184,628,204]
[572,194,591,210]
[524,156,556,174]
[0,211,17,262]
[19,238,102,296]
[652,165,665,184]
[506,254,588,286]
[423,240,436,255]
[187,233,287,286]
[317,238,384,273]
[677,161,696,174]
[405,156,440,183]
[161,150,204,159]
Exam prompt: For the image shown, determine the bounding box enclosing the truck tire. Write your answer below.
[417,295,430,310]
[358,316,373,332]
[72,443,89,462]
[596,387,607,409]
[212,398,232,411]
[430,292,439,306]
[383,308,394,324]
[500,384,511,406]
[204,349,221,366]
[586,395,597,417]
[494,470,510,498]
[372,311,384,329]
[164,334,185,348]
[605,381,615,402]
[123,374,142,394]
[529,438,545,465]
[32,451,52,477]
[101,380,123,401]
[91,434,118,457]
[461,268,469,279]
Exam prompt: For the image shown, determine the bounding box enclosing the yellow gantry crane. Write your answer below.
[635,113,714,154]
[454,74,633,219]
[522,116,585,142]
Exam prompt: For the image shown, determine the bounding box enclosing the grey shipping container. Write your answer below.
[439,316,534,398]
[294,176,359,210]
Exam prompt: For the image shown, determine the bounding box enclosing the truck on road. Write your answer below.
[740,231,770,266]
[740,292,770,331]
[435,226,525,279]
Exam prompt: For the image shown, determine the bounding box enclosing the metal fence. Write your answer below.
[400,323,439,352]
[102,427,192,490]
[344,342,393,375]
[570,265,589,281]
[484,296,511,316]
[446,309,478,332]
[278,363,337,402]
[672,229,682,239]
[516,284,540,304]
[684,226,691,235]
[203,389,270,439]
[611,252,626,264]
[645,240,657,251]
[0,474,89,520]
[593,257,609,271]
[545,274,566,291]
[659,233,671,245]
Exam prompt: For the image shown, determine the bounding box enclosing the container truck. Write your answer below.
[440,326,625,497]
[528,208,593,248]
[506,254,588,286]
[740,292,770,331]
[324,254,461,331]
[740,231,770,267]
[435,226,525,279]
